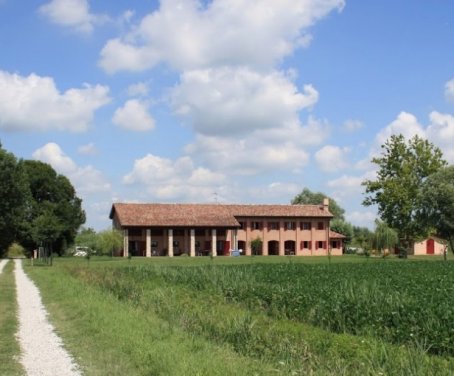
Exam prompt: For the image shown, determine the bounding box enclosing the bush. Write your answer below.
[7,242,25,258]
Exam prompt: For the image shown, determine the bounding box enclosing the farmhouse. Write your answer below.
[109,199,345,257]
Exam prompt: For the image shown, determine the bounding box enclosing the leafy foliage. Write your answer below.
[95,229,123,256]
[419,165,454,254]
[7,242,25,258]
[291,188,345,221]
[20,160,85,255]
[0,144,30,257]
[131,261,454,356]
[363,134,446,250]
[372,220,398,254]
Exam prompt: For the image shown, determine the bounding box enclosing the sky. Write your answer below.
[1,0,454,231]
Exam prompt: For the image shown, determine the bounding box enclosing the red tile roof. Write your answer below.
[110,202,333,227]
[329,230,346,239]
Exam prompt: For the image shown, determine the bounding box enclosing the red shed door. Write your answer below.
[427,239,435,254]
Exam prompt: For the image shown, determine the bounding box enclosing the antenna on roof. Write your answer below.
[213,191,219,204]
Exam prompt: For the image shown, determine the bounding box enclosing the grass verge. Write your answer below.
[0,260,24,376]
[25,263,277,375]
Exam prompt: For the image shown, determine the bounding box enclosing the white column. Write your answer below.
[168,229,174,257]
[146,229,151,257]
[279,221,285,256]
[190,229,195,257]
[211,229,217,257]
[123,229,129,258]
[263,223,268,256]
[231,229,238,251]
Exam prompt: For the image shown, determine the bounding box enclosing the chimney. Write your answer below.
[323,198,329,212]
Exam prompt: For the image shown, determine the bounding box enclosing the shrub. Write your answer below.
[7,242,25,258]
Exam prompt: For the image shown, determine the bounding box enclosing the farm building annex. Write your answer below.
[109,199,346,257]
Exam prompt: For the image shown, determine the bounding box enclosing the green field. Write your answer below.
[18,256,454,375]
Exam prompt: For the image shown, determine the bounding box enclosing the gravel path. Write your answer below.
[14,259,82,376]
[0,259,8,274]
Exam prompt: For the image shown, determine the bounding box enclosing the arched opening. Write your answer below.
[268,240,279,255]
[284,240,296,255]
[238,240,246,255]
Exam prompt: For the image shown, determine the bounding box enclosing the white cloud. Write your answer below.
[32,143,111,194]
[99,0,345,73]
[39,0,107,34]
[0,70,110,132]
[426,111,454,162]
[346,210,376,228]
[171,67,318,136]
[112,99,155,131]
[185,134,310,175]
[375,111,425,147]
[127,82,149,97]
[78,143,98,155]
[123,153,226,201]
[314,145,349,172]
[343,119,363,132]
[445,79,454,102]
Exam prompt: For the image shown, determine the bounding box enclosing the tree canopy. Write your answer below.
[418,165,454,254]
[0,144,30,257]
[0,143,85,256]
[291,188,345,221]
[362,134,446,252]
[20,160,86,255]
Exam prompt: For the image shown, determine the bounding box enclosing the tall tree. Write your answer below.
[291,188,345,221]
[372,220,398,254]
[418,165,454,255]
[20,160,86,255]
[96,229,123,256]
[362,134,446,254]
[0,143,30,256]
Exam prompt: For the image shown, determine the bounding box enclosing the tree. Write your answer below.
[418,165,454,256]
[372,220,398,255]
[250,237,263,255]
[20,160,86,255]
[0,143,30,257]
[330,219,353,250]
[362,134,446,254]
[351,226,374,251]
[75,227,98,253]
[96,229,123,256]
[291,188,345,221]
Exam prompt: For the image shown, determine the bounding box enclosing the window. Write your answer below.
[301,222,311,230]
[151,240,158,248]
[268,222,279,230]
[317,241,326,249]
[317,222,325,230]
[285,222,295,230]
[173,240,179,247]
[301,241,310,249]
[252,222,262,230]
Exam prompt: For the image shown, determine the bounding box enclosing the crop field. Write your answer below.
[24,256,454,375]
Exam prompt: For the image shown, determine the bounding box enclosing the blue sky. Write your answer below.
[1,0,454,231]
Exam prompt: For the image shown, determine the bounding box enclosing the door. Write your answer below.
[427,239,435,254]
